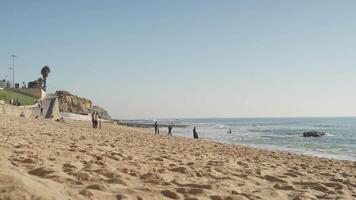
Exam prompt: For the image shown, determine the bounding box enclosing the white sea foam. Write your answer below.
[325,133,334,136]
[124,117,356,161]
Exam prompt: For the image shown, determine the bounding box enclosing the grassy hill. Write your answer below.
[0,89,37,106]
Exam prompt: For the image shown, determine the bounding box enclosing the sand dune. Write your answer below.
[0,115,355,200]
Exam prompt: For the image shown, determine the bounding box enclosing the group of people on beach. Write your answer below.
[155,121,175,136]
[154,121,199,139]
[91,112,101,129]
[9,98,21,106]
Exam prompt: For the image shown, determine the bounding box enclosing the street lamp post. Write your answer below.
[11,54,16,88]
[8,68,12,88]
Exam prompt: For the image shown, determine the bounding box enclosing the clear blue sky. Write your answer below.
[1,0,356,119]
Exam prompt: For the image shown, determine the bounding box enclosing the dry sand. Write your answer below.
[0,115,355,200]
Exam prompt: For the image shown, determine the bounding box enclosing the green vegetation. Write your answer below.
[0,89,37,106]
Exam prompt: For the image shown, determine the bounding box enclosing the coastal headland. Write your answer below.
[0,115,355,200]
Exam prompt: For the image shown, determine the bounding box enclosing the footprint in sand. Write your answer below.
[176,187,204,196]
[186,161,194,166]
[10,156,36,165]
[292,193,318,200]
[86,183,107,191]
[263,175,287,183]
[210,195,226,200]
[274,183,295,190]
[106,177,127,186]
[170,166,189,174]
[172,180,212,190]
[28,166,55,177]
[140,172,162,184]
[161,190,179,199]
[293,181,332,193]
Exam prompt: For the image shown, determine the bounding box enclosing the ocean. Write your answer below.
[125,117,356,161]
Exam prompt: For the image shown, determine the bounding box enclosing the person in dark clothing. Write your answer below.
[167,124,173,136]
[154,121,159,135]
[193,126,198,139]
[38,100,43,116]
[91,112,95,128]
[94,112,99,128]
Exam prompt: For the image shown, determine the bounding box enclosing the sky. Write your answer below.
[1,0,356,119]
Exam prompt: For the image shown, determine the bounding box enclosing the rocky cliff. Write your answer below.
[56,90,111,119]
[92,106,111,120]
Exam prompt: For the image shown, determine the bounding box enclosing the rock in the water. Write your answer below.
[303,131,326,137]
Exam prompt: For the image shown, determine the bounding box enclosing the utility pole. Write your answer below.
[8,68,12,87]
[11,54,16,88]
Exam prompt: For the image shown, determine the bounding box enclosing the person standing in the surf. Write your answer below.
[154,121,159,135]
[167,124,173,136]
[193,127,199,139]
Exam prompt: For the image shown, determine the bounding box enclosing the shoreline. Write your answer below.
[240,143,356,162]
[1,115,355,199]
[116,121,356,162]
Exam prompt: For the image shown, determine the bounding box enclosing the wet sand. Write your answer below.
[0,115,355,199]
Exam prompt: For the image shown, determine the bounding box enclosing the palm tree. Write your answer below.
[41,66,51,91]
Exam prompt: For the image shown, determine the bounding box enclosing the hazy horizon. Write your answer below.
[1,0,356,119]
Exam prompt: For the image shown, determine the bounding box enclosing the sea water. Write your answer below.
[128,117,356,161]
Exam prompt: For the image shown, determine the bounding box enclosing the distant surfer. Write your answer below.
[228,128,232,134]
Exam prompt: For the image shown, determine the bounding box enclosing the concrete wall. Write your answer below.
[1,103,39,118]
[14,88,46,99]
[1,95,64,120]
[60,112,92,121]
[51,97,60,119]
[60,112,109,122]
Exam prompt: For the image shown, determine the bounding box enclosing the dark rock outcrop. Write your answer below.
[303,131,326,137]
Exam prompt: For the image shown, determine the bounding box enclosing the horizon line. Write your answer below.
[116,115,356,121]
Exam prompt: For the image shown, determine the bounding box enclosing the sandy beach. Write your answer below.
[0,115,355,200]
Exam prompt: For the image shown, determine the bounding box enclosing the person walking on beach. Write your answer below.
[94,112,99,128]
[154,121,159,135]
[91,112,95,128]
[98,115,102,129]
[167,123,173,136]
[38,100,43,116]
[193,126,199,139]
[40,106,43,116]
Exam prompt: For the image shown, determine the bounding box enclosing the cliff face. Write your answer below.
[92,106,111,120]
[56,90,111,119]
[56,91,92,114]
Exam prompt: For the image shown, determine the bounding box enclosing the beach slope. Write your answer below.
[0,115,355,199]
